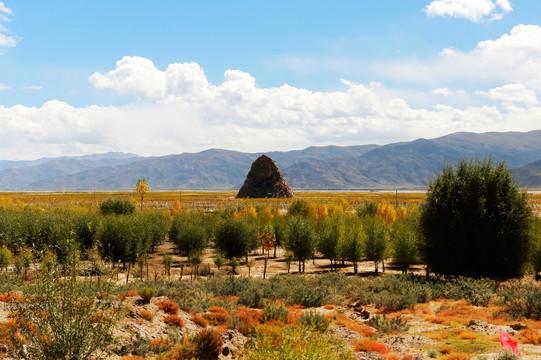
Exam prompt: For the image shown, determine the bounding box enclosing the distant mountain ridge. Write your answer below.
[2,130,541,190]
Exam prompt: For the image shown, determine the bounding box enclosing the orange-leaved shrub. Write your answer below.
[519,328,541,345]
[140,309,154,322]
[164,314,184,328]
[191,314,209,328]
[440,353,473,360]
[353,339,389,356]
[125,290,138,297]
[0,292,24,303]
[156,299,179,315]
[150,337,170,353]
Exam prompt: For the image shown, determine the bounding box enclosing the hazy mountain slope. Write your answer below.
[8,130,541,190]
[513,160,541,188]
[24,146,380,190]
[0,153,140,190]
[285,130,541,189]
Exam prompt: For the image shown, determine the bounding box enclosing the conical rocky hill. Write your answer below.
[236,154,294,198]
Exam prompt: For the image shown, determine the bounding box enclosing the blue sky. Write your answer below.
[1,0,540,159]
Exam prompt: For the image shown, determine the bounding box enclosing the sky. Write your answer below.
[1,0,541,160]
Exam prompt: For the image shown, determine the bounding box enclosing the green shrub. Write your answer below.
[298,311,330,332]
[241,326,353,360]
[367,314,410,334]
[262,301,289,323]
[99,198,135,215]
[138,286,154,301]
[8,271,123,360]
[238,285,265,308]
[495,350,520,360]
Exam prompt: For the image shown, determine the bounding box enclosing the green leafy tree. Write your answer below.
[215,218,257,261]
[99,198,135,215]
[317,215,344,271]
[357,201,378,218]
[169,214,208,256]
[285,216,316,273]
[340,217,364,274]
[529,217,541,281]
[14,247,33,279]
[288,199,314,217]
[0,246,12,272]
[363,216,387,274]
[420,158,531,279]
[390,210,422,274]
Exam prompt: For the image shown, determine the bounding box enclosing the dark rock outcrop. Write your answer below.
[236,155,294,198]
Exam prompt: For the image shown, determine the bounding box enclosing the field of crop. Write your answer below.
[0,191,540,359]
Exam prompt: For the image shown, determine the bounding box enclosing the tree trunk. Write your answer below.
[374,261,378,274]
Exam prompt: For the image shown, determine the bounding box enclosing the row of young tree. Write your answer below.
[169,158,541,281]
[0,199,170,274]
[0,158,540,281]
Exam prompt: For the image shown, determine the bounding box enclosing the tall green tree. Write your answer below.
[362,216,387,274]
[317,215,344,271]
[169,214,208,256]
[214,218,257,261]
[340,217,364,274]
[529,217,541,281]
[285,216,316,273]
[390,210,422,274]
[420,158,531,279]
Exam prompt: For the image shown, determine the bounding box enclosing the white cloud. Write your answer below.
[377,25,541,93]
[0,31,15,47]
[1,56,540,160]
[0,1,17,49]
[0,2,12,15]
[479,83,538,106]
[0,82,9,90]
[432,88,452,96]
[425,0,512,22]
[22,85,42,90]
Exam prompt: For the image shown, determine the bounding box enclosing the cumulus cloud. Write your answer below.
[378,25,541,93]
[425,0,512,22]
[0,1,17,49]
[2,54,540,160]
[479,83,539,106]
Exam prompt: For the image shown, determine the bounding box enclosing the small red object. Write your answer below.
[500,328,521,356]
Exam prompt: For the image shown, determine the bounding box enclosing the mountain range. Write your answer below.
[2,130,541,190]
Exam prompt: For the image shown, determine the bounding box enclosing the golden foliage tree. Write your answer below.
[134,179,149,211]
